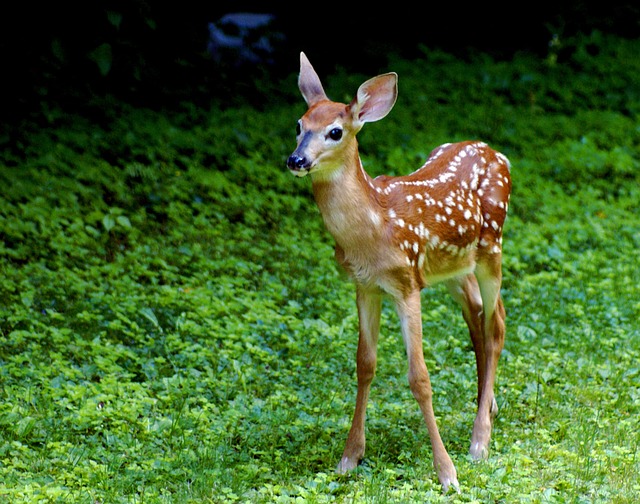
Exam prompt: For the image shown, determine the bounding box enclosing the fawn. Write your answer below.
[286,52,511,492]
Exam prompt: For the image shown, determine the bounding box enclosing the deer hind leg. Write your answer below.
[396,289,459,493]
[445,274,485,405]
[337,285,382,473]
[468,256,506,461]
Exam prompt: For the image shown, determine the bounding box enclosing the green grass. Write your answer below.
[1,31,639,502]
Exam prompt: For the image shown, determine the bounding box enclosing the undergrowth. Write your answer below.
[1,31,639,503]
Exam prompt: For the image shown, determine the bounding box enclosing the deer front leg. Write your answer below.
[397,289,459,493]
[337,286,382,473]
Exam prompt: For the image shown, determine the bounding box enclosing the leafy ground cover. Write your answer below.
[1,31,639,502]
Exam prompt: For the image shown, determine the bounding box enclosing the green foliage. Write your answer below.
[1,32,640,502]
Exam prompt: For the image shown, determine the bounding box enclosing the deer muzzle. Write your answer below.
[287,153,311,177]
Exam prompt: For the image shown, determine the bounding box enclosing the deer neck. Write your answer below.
[310,144,384,251]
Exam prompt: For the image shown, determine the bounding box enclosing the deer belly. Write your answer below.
[422,254,477,285]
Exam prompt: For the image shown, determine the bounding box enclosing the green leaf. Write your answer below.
[106,11,123,29]
[89,43,112,76]
[51,38,65,63]
[116,215,131,229]
[139,307,161,330]
[102,214,115,232]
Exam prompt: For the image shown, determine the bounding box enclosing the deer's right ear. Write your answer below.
[298,52,328,106]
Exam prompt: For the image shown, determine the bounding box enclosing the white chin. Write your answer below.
[291,169,310,177]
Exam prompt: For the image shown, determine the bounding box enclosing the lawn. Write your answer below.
[1,31,639,503]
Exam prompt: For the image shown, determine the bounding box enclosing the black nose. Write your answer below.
[287,155,307,170]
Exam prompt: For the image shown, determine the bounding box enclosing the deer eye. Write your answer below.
[328,128,342,141]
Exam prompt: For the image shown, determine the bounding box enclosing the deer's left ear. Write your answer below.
[350,73,398,126]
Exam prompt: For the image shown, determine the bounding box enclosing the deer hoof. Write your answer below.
[336,456,358,474]
[469,441,489,461]
[441,475,461,494]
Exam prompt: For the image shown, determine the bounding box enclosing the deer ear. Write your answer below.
[351,73,398,125]
[298,52,328,106]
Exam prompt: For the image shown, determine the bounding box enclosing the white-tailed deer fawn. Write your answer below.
[286,52,511,492]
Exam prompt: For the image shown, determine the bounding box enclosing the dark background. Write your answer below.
[1,1,638,120]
